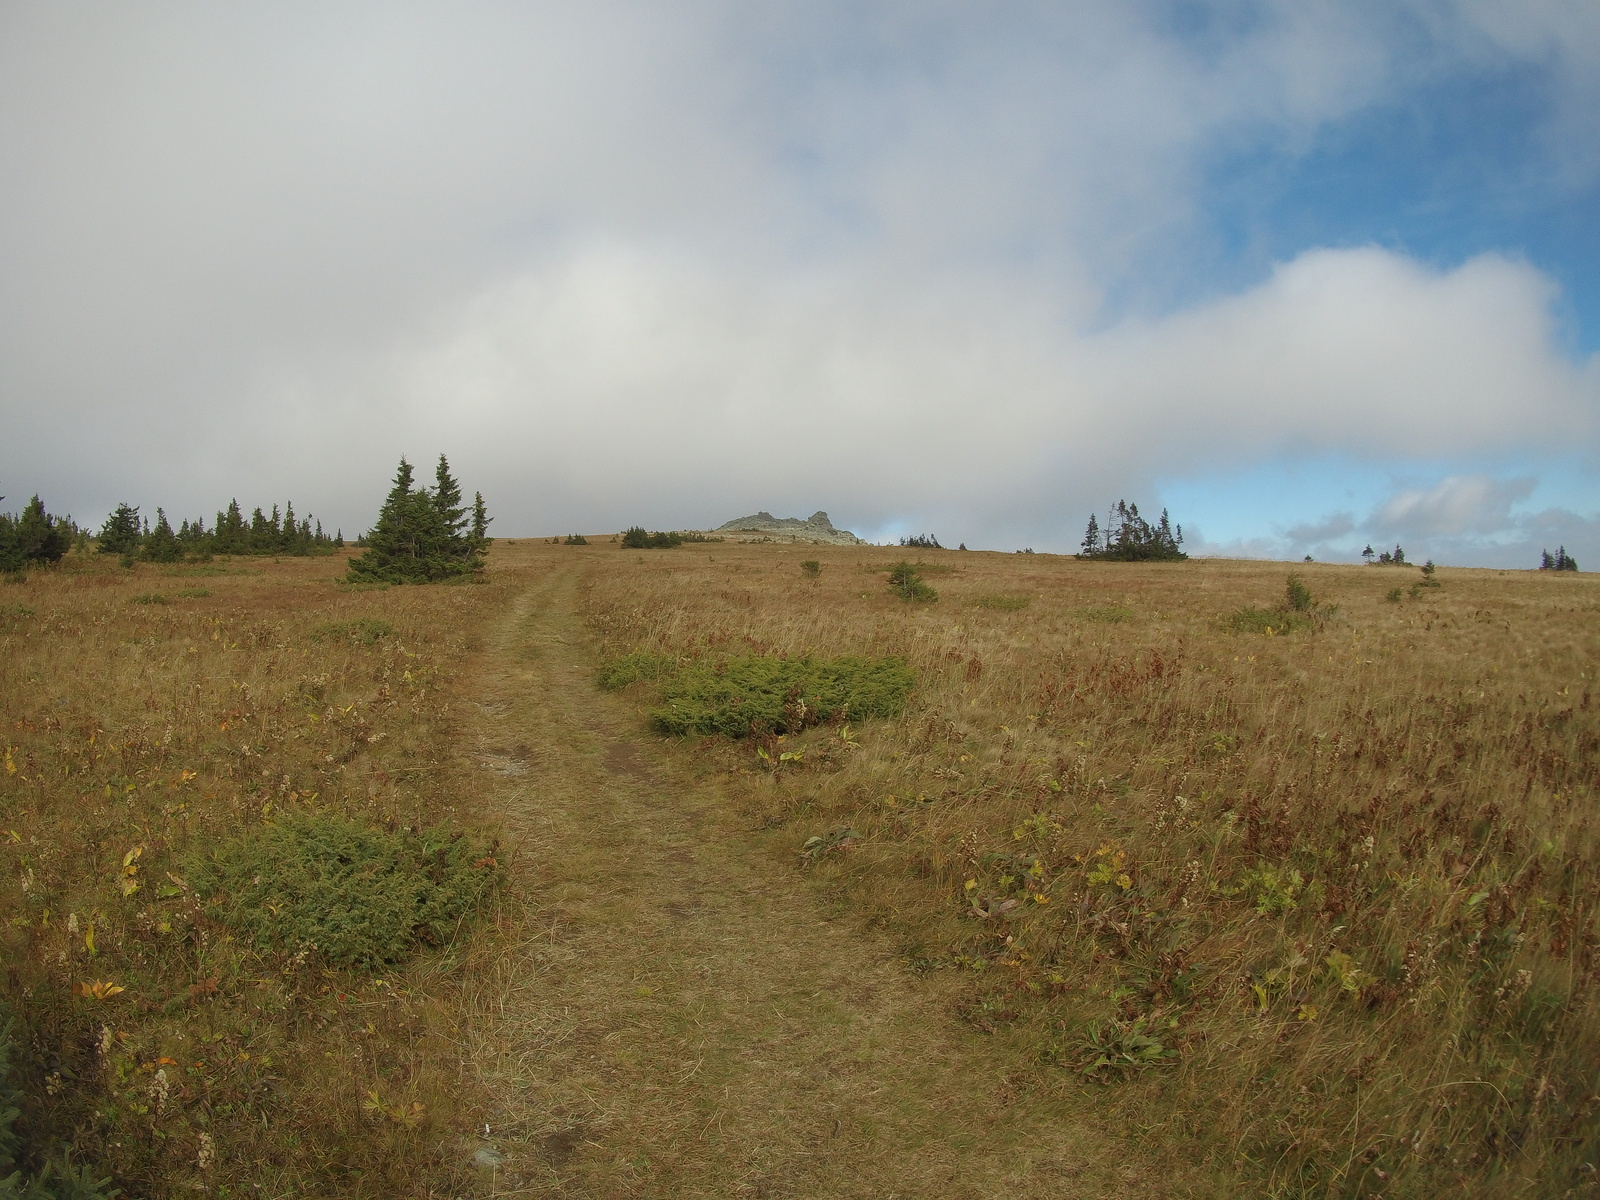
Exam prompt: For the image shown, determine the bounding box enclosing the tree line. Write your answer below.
[1079,500,1187,562]
[5,452,491,585]
[94,499,343,563]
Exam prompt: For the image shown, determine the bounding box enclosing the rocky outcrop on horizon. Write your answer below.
[714,510,866,545]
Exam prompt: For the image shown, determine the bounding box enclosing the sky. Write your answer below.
[1,1,1597,565]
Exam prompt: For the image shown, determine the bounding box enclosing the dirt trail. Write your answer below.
[455,562,1157,1198]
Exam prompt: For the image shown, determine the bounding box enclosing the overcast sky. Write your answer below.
[2,2,1597,564]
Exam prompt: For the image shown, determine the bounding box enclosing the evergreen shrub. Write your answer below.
[620,527,683,549]
[0,496,74,573]
[187,813,499,970]
[887,562,937,602]
[1227,575,1329,634]
[650,655,915,737]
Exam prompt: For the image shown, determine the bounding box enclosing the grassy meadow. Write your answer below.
[582,542,1600,1197]
[0,554,515,1196]
[1,537,1596,1197]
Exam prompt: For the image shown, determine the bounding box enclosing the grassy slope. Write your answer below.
[577,542,1600,1198]
[453,556,1203,1197]
[2,540,1596,1197]
[0,553,512,1196]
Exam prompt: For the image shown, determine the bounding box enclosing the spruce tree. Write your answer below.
[1080,512,1101,556]
[142,508,184,563]
[15,496,73,564]
[434,456,467,542]
[97,503,143,555]
[0,497,19,573]
[346,456,490,583]
[471,491,492,551]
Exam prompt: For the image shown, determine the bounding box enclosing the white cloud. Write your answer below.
[1369,474,1535,538]
[0,3,1595,554]
[366,241,1596,545]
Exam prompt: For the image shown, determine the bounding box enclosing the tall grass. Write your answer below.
[0,552,509,1195]
[581,548,1600,1196]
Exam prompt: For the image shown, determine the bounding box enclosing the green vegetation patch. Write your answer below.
[161,564,260,577]
[1076,604,1133,623]
[2,1004,113,1198]
[1227,607,1309,635]
[128,592,168,605]
[596,651,680,690]
[312,617,393,645]
[652,655,915,737]
[1226,574,1329,635]
[187,812,498,970]
[887,562,938,603]
[968,594,1030,611]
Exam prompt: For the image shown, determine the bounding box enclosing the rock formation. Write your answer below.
[714,510,866,545]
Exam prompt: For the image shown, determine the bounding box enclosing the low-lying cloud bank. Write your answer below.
[1,3,1596,565]
[370,240,1595,561]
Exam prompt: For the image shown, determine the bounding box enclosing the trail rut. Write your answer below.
[454,564,1158,1198]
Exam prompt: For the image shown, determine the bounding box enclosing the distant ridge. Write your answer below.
[714,510,866,545]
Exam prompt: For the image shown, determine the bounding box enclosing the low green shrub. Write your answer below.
[1228,574,1332,634]
[620,527,682,549]
[1076,604,1133,623]
[800,560,821,578]
[563,534,588,545]
[968,594,1030,611]
[128,593,167,605]
[1,1006,112,1199]
[887,562,937,603]
[596,651,680,690]
[1227,607,1309,635]
[187,813,498,970]
[651,655,915,737]
[311,617,393,645]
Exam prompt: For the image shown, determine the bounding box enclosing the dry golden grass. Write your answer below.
[4,539,1596,1197]
[0,551,516,1196]
[576,542,1600,1197]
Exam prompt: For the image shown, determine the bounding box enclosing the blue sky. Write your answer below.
[1,2,1596,565]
